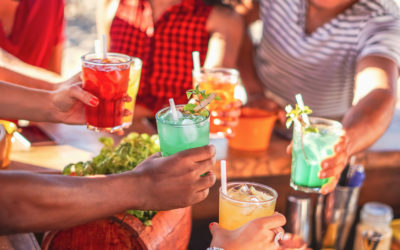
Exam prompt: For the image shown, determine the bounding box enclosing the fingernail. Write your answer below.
[320,172,326,178]
[209,222,215,230]
[89,97,99,107]
[322,162,329,169]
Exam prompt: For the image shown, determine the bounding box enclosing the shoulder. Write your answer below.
[207,6,244,34]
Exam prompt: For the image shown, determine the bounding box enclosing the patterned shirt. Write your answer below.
[110,0,212,113]
[256,0,400,117]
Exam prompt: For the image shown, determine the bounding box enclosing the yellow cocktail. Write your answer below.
[219,182,278,230]
[122,57,142,128]
[193,68,240,138]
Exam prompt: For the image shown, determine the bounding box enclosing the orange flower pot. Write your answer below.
[228,107,277,151]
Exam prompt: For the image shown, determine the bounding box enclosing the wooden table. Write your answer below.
[2,119,400,249]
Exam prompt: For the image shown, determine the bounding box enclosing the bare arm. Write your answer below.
[0,49,62,90]
[0,146,216,235]
[46,42,64,75]
[236,2,264,96]
[205,6,244,68]
[343,55,397,154]
[319,55,397,193]
[96,0,120,43]
[0,80,96,124]
[0,172,139,234]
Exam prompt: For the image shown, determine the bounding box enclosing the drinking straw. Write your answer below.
[295,93,310,125]
[169,98,178,121]
[192,51,201,74]
[220,160,227,195]
[102,34,107,59]
[94,39,101,58]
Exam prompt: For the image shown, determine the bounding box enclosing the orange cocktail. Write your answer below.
[219,182,278,230]
[193,68,240,138]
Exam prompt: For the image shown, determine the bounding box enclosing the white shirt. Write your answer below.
[256,0,400,117]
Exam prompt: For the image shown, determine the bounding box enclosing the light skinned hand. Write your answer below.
[319,131,349,194]
[211,99,242,128]
[132,145,217,210]
[50,73,131,125]
[50,73,98,124]
[286,130,350,194]
[209,212,286,250]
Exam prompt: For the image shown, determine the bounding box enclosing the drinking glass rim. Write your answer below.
[308,116,342,129]
[131,57,143,70]
[155,104,210,126]
[81,52,133,66]
[192,67,239,80]
[220,181,278,205]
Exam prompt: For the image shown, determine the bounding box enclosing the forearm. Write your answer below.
[0,67,56,90]
[342,88,396,155]
[0,49,61,89]
[0,171,142,234]
[0,81,53,121]
[237,27,264,96]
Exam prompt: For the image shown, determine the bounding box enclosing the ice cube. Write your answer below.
[181,119,198,143]
[241,205,257,216]
[163,110,183,121]
[239,184,250,194]
[250,196,260,202]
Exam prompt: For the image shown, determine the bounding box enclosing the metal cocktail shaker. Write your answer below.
[285,194,312,246]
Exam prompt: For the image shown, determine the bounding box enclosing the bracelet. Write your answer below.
[207,247,224,250]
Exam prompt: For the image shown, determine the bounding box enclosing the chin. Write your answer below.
[309,0,344,9]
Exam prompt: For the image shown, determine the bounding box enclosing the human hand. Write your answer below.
[211,100,242,136]
[246,94,285,124]
[209,213,286,250]
[132,145,217,210]
[319,131,349,194]
[285,130,349,194]
[50,75,99,124]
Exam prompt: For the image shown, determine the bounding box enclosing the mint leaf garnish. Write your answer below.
[185,87,218,117]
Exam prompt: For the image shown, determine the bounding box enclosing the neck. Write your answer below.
[308,0,358,15]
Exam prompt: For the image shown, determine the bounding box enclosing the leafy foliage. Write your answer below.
[184,85,220,116]
[62,133,160,225]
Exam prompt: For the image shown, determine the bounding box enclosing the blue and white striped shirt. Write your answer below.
[256,0,400,117]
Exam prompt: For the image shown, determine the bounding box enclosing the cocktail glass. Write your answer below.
[122,57,142,128]
[219,182,278,230]
[291,117,343,193]
[81,52,132,133]
[193,68,240,138]
[155,105,210,156]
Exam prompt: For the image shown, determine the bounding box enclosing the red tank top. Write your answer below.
[110,0,212,113]
[0,0,65,69]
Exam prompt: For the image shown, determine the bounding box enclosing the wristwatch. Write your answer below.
[207,247,224,250]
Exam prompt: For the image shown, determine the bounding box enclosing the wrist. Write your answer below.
[120,171,148,210]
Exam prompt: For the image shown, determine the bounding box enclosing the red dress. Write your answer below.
[0,0,65,69]
[110,0,212,113]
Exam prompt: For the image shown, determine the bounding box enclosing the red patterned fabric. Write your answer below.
[110,0,212,113]
[0,0,65,69]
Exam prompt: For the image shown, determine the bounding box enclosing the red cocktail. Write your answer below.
[81,53,132,132]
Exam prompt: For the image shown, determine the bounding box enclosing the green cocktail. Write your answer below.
[291,117,342,193]
[156,105,210,156]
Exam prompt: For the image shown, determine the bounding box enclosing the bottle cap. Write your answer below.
[361,202,393,226]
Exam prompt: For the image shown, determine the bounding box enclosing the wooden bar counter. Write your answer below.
[2,119,400,249]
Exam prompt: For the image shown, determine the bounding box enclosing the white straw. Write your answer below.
[295,93,310,125]
[220,160,227,195]
[94,40,101,58]
[102,34,107,59]
[169,98,178,121]
[192,51,201,74]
